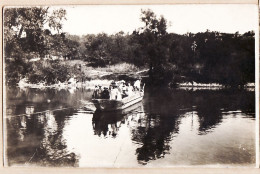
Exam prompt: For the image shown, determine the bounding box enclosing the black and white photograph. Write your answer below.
[3,5,258,167]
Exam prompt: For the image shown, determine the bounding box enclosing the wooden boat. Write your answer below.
[92,89,144,111]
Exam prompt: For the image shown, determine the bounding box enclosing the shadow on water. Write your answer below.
[5,87,255,166]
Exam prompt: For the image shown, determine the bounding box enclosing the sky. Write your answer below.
[56,5,258,36]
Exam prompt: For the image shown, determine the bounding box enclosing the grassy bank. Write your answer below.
[61,60,146,79]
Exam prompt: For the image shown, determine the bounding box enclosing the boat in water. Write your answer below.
[92,82,144,111]
[92,90,144,111]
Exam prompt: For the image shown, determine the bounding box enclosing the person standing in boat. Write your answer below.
[118,82,123,94]
[110,86,116,100]
[126,83,133,96]
[97,85,103,98]
[92,85,99,99]
[134,79,141,91]
[117,86,122,100]
[110,81,116,90]
[110,85,122,100]
[110,81,116,99]
[122,83,127,98]
[101,87,110,99]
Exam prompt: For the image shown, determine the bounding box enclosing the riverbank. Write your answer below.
[13,59,255,91]
[15,59,149,89]
[18,78,113,89]
[177,82,255,91]
[5,58,148,86]
[17,77,255,92]
[7,58,255,92]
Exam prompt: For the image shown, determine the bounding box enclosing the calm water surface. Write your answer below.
[4,87,255,167]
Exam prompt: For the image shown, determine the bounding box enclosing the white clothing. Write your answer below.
[134,80,141,90]
[127,86,133,96]
[110,88,122,100]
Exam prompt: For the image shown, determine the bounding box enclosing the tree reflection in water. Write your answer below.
[130,88,255,164]
[131,113,179,165]
[194,89,255,134]
[6,108,79,167]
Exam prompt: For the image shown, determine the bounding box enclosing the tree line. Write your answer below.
[4,8,255,87]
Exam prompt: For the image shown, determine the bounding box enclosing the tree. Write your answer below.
[4,7,66,60]
[84,33,112,66]
[62,34,81,60]
[133,9,172,85]
[4,7,66,85]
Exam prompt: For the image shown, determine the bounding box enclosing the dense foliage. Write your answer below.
[81,9,255,87]
[4,8,255,87]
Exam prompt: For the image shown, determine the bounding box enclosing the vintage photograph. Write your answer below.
[3,5,257,167]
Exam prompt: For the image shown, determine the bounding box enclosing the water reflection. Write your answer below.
[6,108,79,166]
[131,112,178,165]
[5,87,93,116]
[5,87,255,167]
[36,110,78,167]
[25,106,35,115]
[92,102,144,138]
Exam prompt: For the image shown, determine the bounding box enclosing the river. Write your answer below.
[4,87,255,167]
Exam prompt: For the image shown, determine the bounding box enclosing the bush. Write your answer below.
[27,60,72,85]
[149,63,177,86]
[5,58,32,86]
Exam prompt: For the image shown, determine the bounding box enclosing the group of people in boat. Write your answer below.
[92,80,142,100]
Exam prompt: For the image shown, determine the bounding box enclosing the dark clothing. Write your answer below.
[92,89,99,99]
[101,89,110,99]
